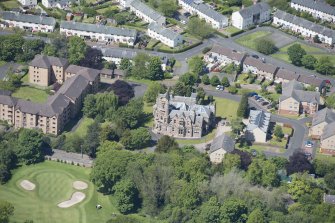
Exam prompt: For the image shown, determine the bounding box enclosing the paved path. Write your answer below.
[46,149,93,167]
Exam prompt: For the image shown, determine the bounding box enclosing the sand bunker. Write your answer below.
[20,180,36,191]
[58,192,86,208]
[73,181,88,190]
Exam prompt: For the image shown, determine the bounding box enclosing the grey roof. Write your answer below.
[130,0,165,21]
[181,0,228,22]
[247,110,270,133]
[65,65,100,82]
[57,74,89,101]
[60,21,137,38]
[29,55,68,69]
[43,93,71,116]
[148,22,181,41]
[276,68,300,81]
[292,0,335,16]
[1,11,56,26]
[321,122,335,140]
[297,75,325,88]
[15,99,43,115]
[324,194,335,204]
[280,80,320,103]
[312,108,335,126]
[209,134,235,153]
[244,56,278,74]
[100,48,137,59]
[100,68,113,75]
[274,10,335,39]
[0,95,16,106]
[210,45,246,63]
[238,2,271,18]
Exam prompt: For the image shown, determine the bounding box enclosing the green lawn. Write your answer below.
[176,128,216,145]
[214,97,239,121]
[315,153,335,165]
[249,144,285,154]
[279,42,324,53]
[65,117,94,138]
[1,1,20,9]
[143,102,154,128]
[283,127,292,135]
[235,31,271,50]
[21,74,29,83]
[0,161,159,223]
[223,26,242,36]
[0,61,6,67]
[12,86,49,103]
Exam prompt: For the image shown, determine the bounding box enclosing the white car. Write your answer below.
[216,85,224,91]
[181,20,187,25]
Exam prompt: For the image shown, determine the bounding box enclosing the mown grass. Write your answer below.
[235,31,271,50]
[12,86,49,103]
[214,97,239,121]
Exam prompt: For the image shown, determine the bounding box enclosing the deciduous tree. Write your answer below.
[287,44,306,66]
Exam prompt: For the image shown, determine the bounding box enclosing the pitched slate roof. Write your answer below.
[57,74,89,101]
[1,11,56,26]
[276,68,300,81]
[238,2,271,18]
[274,10,335,39]
[60,21,137,38]
[29,55,68,69]
[292,0,335,16]
[312,108,335,126]
[321,122,335,140]
[100,48,137,59]
[148,22,181,41]
[209,134,235,153]
[181,0,228,23]
[210,45,246,63]
[244,56,278,74]
[280,80,320,103]
[65,65,100,82]
[297,75,325,88]
[0,94,16,106]
[130,0,165,21]
[247,110,271,133]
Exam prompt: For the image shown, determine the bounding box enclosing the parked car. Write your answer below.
[216,85,224,91]
[305,140,313,147]
[252,54,259,59]
[261,101,269,106]
[181,20,187,25]
[249,92,258,97]
[184,12,191,17]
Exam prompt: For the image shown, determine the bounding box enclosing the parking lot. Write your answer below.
[248,92,273,111]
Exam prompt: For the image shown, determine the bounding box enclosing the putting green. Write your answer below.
[0,161,118,223]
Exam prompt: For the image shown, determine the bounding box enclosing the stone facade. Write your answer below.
[153,93,215,139]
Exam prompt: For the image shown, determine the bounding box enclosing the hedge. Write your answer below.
[230,29,244,37]
[157,41,203,53]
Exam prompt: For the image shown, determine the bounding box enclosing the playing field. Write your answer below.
[0,161,155,223]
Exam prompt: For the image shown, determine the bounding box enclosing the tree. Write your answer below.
[220,199,248,223]
[68,36,87,65]
[157,0,178,17]
[156,135,178,153]
[324,172,335,190]
[173,81,192,97]
[179,72,197,86]
[202,74,210,85]
[287,44,306,66]
[275,83,282,94]
[114,179,139,214]
[131,53,150,79]
[119,58,132,75]
[302,55,317,70]
[148,56,164,80]
[14,129,44,164]
[108,80,135,105]
[316,56,334,75]
[326,93,335,109]
[83,121,100,158]
[246,159,263,185]
[82,94,97,118]
[144,82,166,103]
[196,197,221,223]
[81,47,103,69]
[261,160,280,187]
[0,34,25,61]
[231,118,245,137]
[20,39,45,62]
[210,75,220,86]
[286,152,313,175]
[222,153,241,172]
[188,56,205,75]
[326,0,335,6]
[237,93,249,118]
[0,200,14,223]
[43,43,57,56]
[187,17,214,39]
[196,87,206,104]
[274,125,284,141]
[247,208,265,223]
[256,38,277,55]
[221,77,230,87]
[288,173,313,200]
[82,92,119,119]
[121,128,151,150]
[313,35,321,43]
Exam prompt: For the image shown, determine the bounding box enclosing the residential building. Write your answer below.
[153,93,215,138]
[231,2,271,30]
[209,134,235,164]
[320,122,335,155]
[274,68,300,84]
[0,11,56,32]
[309,108,335,139]
[147,23,183,48]
[246,110,270,143]
[42,0,77,9]
[18,0,37,6]
[120,0,166,25]
[29,55,69,86]
[204,45,246,66]
[60,21,137,46]
[278,80,320,115]
[100,48,137,65]
[0,57,101,135]
[243,56,279,80]
[297,75,326,92]
[178,0,228,29]
[273,10,335,45]
[291,0,335,22]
